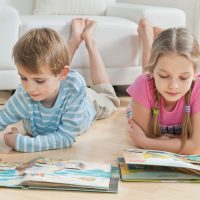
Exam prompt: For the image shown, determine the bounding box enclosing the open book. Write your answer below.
[0,157,119,193]
[117,148,200,182]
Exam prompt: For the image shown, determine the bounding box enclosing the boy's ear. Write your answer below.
[60,65,70,80]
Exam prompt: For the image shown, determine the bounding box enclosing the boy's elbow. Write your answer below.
[64,135,76,148]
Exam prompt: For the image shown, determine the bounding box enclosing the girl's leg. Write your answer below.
[138,18,164,71]
[138,18,154,70]
[67,18,85,65]
[153,26,164,39]
[82,19,110,85]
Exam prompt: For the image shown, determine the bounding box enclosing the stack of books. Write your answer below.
[118,148,200,182]
[0,157,119,193]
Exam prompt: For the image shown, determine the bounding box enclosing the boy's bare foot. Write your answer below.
[67,18,85,64]
[138,18,154,69]
[81,19,110,85]
[70,18,85,48]
[82,19,97,48]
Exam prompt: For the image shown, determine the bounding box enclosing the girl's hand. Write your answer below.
[128,119,148,148]
[4,127,18,149]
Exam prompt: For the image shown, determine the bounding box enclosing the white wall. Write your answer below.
[118,0,200,41]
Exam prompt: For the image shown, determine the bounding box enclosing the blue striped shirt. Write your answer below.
[0,70,96,152]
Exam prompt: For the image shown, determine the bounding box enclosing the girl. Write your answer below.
[127,19,200,155]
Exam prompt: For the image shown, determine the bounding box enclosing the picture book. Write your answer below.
[0,157,119,193]
[117,148,200,182]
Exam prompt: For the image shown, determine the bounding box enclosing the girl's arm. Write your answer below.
[129,99,200,154]
[130,99,152,136]
[130,120,200,154]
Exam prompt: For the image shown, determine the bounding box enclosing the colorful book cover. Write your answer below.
[0,157,119,193]
[117,157,200,182]
[123,148,200,174]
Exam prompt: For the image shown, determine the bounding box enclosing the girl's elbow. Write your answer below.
[184,142,200,155]
[189,147,200,155]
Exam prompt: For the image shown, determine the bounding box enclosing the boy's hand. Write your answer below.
[4,127,19,149]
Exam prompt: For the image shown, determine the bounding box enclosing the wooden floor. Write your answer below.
[0,90,200,200]
[0,90,11,105]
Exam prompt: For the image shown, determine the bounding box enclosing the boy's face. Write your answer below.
[153,53,195,105]
[17,65,64,104]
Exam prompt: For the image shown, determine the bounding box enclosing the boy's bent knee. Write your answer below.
[87,83,120,119]
[90,83,120,107]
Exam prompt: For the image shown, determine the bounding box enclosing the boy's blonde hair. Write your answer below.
[13,28,69,76]
[145,27,200,152]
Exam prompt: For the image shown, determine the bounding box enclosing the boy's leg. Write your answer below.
[82,19,120,119]
[67,18,85,65]
[86,85,120,119]
[82,19,110,85]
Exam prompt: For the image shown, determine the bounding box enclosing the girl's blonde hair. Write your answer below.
[145,27,200,152]
[13,28,69,76]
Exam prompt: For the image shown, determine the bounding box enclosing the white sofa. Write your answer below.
[0,0,186,89]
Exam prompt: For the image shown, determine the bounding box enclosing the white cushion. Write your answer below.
[0,7,19,69]
[34,0,109,15]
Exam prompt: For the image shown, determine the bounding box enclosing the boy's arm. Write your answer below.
[14,87,93,152]
[15,130,75,152]
[0,88,27,131]
[14,104,93,152]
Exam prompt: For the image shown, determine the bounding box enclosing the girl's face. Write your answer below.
[153,53,195,104]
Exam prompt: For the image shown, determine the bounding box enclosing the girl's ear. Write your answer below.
[60,65,70,80]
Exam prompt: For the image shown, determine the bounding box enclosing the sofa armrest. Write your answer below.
[106,3,186,28]
[0,6,20,69]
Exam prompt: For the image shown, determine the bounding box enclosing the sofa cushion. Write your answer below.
[34,0,115,16]
[19,15,139,70]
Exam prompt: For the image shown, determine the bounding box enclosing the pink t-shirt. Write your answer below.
[126,73,200,127]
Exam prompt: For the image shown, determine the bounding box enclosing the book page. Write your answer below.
[23,159,111,189]
[0,158,112,190]
[0,161,23,186]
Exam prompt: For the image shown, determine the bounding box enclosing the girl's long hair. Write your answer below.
[144,27,200,152]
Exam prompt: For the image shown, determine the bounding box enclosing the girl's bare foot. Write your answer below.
[67,18,85,64]
[153,26,164,39]
[138,18,154,70]
[82,19,97,48]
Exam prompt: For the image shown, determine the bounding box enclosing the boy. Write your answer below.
[1,18,120,152]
